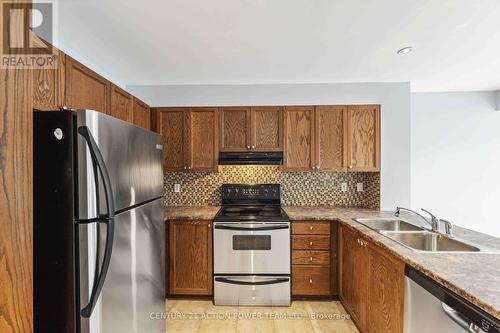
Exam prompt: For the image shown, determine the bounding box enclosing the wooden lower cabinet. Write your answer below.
[339,224,404,333]
[168,220,213,295]
[291,221,337,297]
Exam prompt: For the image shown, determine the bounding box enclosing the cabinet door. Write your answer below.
[219,107,251,151]
[33,50,66,110]
[169,221,213,295]
[315,105,347,171]
[186,108,218,172]
[251,106,283,151]
[110,84,133,122]
[367,244,404,333]
[339,225,367,331]
[157,108,187,172]
[284,106,315,171]
[132,98,150,129]
[346,105,380,171]
[65,56,110,114]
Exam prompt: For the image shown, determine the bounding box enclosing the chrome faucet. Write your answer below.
[440,219,453,236]
[395,207,439,232]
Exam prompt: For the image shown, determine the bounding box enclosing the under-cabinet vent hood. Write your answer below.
[218,152,283,165]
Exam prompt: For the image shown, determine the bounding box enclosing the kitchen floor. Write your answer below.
[165,299,359,333]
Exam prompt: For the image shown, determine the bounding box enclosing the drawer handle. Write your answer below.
[309,278,313,284]
[309,257,313,262]
[309,241,313,246]
[309,226,314,231]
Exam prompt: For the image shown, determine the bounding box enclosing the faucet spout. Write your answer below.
[395,207,439,232]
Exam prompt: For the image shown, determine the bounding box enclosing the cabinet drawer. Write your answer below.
[292,221,330,235]
[292,235,330,250]
[292,266,330,295]
[292,250,330,265]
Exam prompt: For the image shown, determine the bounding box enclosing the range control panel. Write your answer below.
[221,184,281,202]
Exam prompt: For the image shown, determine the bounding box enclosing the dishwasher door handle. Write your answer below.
[441,303,485,333]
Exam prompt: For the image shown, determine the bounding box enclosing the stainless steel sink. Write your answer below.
[354,218,425,232]
[380,231,481,252]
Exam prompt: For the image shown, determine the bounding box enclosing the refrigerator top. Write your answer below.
[76,109,164,219]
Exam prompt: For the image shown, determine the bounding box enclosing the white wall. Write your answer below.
[411,91,500,237]
[496,90,500,111]
[128,82,411,210]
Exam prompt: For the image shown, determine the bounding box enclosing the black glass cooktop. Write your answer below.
[214,205,289,222]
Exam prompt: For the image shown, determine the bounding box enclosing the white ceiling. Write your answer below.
[54,0,500,91]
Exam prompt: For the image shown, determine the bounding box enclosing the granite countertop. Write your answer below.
[164,205,500,320]
[165,206,220,220]
[286,206,500,320]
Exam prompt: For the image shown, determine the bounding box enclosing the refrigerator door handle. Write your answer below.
[77,126,115,318]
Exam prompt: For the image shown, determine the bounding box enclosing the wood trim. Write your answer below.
[33,49,66,111]
[0,36,34,332]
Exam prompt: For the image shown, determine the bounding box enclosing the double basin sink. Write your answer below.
[354,218,483,252]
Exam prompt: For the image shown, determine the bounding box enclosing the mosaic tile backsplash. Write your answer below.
[164,166,380,209]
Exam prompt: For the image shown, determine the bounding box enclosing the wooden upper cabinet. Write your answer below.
[219,107,251,151]
[157,108,187,172]
[33,49,66,110]
[284,106,315,171]
[251,106,283,151]
[65,56,110,114]
[133,98,150,129]
[109,84,133,122]
[367,244,404,333]
[186,108,218,172]
[346,105,380,171]
[169,221,213,295]
[315,105,347,171]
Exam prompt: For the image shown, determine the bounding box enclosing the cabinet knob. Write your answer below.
[349,165,353,169]
[208,223,211,228]
[187,166,192,169]
[309,257,313,262]
[309,241,313,246]
[309,278,313,284]
[247,145,251,149]
[309,226,314,231]
[251,145,255,149]
[183,166,187,170]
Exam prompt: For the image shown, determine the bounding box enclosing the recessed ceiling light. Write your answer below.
[397,46,413,55]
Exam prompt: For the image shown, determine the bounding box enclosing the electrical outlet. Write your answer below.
[356,183,364,192]
[341,183,348,192]
[174,184,181,193]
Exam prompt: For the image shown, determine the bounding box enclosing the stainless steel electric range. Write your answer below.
[213,184,291,306]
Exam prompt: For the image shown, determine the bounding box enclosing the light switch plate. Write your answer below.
[341,183,348,192]
[174,184,181,193]
[356,183,364,192]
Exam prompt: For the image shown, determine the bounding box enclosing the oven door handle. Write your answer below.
[214,277,290,286]
[214,225,289,231]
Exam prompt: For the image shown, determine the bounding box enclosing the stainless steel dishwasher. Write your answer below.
[404,266,499,333]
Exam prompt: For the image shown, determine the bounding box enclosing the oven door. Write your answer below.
[213,222,290,274]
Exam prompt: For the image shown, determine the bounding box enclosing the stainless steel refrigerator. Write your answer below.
[34,109,165,333]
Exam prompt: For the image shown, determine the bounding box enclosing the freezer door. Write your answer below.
[79,198,165,333]
[77,109,163,219]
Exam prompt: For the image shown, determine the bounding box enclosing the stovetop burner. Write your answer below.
[214,184,290,222]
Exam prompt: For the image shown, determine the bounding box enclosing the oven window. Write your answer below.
[233,235,271,250]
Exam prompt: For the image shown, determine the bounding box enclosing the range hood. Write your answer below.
[218,152,283,165]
